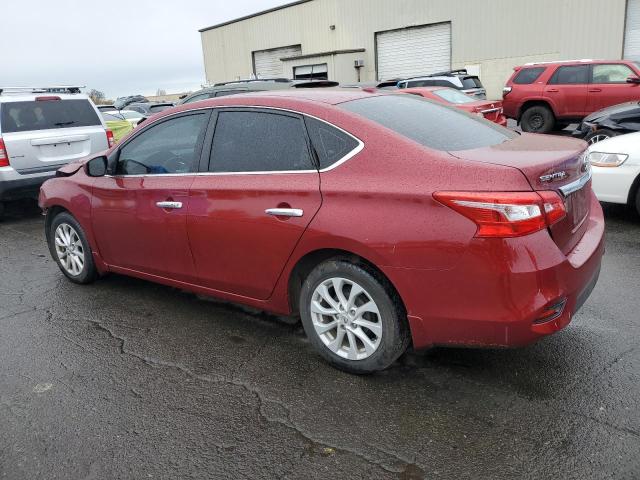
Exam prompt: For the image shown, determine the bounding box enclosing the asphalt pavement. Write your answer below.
[1,199,639,480]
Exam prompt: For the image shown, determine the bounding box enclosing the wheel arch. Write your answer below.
[287,248,407,320]
[627,171,640,207]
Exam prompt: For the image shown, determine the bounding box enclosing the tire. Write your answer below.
[48,212,98,284]
[521,105,555,134]
[299,259,410,374]
[635,186,640,218]
[0,202,5,219]
[585,129,618,145]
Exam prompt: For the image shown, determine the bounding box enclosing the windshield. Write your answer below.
[340,94,516,151]
[433,88,475,104]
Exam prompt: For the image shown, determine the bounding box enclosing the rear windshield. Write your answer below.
[1,99,101,133]
[461,76,483,89]
[340,95,516,151]
[513,67,546,84]
[433,89,475,104]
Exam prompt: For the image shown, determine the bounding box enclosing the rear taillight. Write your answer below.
[0,138,9,167]
[433,191,567,238]
[106,130,115,148]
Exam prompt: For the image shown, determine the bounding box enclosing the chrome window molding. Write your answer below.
[109,105,365,179]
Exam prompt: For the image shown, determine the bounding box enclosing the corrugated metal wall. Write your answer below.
[200,0,628,98]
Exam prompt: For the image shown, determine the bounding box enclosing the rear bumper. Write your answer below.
[0,168,55,201]
[386,191,605,350]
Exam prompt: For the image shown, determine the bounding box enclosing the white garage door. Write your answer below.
[625,0,640,62]
[377,23,451,80]
[253,45,302,78]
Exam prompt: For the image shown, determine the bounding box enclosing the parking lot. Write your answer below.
[0,199,637,479]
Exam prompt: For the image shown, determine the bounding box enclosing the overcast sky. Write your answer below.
[3,0,290,100]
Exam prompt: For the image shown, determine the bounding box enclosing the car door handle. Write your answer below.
[547,88,559,93]
[265,208,304,218]
[589,88,602,93]
[156,201,183,210]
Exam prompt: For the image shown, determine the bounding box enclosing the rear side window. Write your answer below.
[549,65,589,85]
[183,93,212,104]
[1,99,101,133]
[210,111,314,172]
[340,95,516,151]
[461,77,482,89]
[304,117,360,170]
[214,90,250,97]
[513,67,546,84]
[149,105,172,113]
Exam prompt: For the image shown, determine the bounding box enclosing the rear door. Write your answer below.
[188,108,322,300]
[544,65,590,118]
[0,98,107,175]
[588,63,640,112]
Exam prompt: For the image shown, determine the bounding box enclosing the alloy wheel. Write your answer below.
[310,277,383,361]
[54,223,85,276]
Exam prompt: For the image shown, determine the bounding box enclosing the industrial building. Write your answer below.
[199,0,640,99]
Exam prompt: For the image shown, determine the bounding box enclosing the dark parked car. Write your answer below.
[572,101,640,143]
[39,90,603,374]
[113,95,148,110]
[127,103,175,116]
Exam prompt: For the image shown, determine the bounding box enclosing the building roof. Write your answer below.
[199,0,314,33]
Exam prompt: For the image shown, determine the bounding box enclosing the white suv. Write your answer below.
[396,69,487,99]
[0,87,112,216]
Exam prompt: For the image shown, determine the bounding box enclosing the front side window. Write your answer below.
[293,64,329,81]
[432,88,475,104]
[304,117,360,170]
[210,111,314,173]
[513,67,546,84]
[549,65,589,85]
[340,94,516,151]
[592,64,635,84]
[116,113,209,175]
[0,99,101,133]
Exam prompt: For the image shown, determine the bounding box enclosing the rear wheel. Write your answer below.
[635,185,640,217]
[0,202,5,219]
[585,129,618,145]
[521,105,555,133]
[48,212,97,284]
[299,260,410,374]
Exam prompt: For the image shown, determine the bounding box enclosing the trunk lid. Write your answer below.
[449,133,591,254]
[466,100,504,123]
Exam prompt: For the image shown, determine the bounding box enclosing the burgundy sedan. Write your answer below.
[397,86,508,126]
[39,90,604,374]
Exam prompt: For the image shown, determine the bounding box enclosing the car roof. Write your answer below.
[222,88,382,105]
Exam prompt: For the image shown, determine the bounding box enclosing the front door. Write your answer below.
[188,109,322,300]
[91,111,211,283]
[588,63,640,112]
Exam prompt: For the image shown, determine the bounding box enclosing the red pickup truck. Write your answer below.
[502,59,640,133]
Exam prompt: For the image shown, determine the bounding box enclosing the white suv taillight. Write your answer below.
[106,130,115,148]
[434,191,566,238]
[0,138,9,167]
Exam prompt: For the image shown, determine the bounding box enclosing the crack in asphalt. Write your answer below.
[86,317,422,475]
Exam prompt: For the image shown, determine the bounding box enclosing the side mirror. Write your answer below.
[86,156,108,177]
[627,75,640,84]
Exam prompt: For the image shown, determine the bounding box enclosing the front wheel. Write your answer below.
[48,212,98,284]
[585,129,618,145]
[299,260,410,374]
